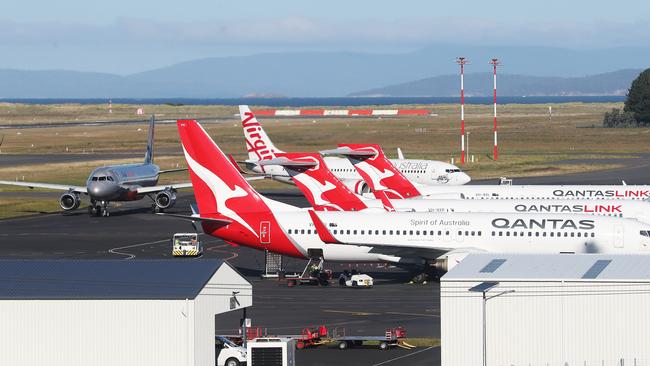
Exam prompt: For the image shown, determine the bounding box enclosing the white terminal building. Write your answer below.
[0,259,252,366]
[441,254,650,366]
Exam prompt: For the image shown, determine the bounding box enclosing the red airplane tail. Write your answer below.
[268,152,368,211]
[336,144,421,199]
[176,119,303,257]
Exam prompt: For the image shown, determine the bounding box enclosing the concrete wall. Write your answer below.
[441,280,650,366]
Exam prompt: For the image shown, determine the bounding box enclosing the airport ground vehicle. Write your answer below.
[294,325,412,350]
[283,258,332,287]
[338,270,373,288]
[333,327,413,350]
[216,336,247,366]
[172,233,202,257]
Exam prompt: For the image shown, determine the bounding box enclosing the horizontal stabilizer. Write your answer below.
[319,146,376,157]
[155,212,232,226]
[159,168,187,174]
[258,157,318,168]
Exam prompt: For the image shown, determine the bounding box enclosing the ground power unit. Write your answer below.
[247,337,295,366]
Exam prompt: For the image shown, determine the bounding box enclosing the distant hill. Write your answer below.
[0,45,649,98]
[349,69,643,97]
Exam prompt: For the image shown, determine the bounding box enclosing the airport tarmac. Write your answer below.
[1,159,649,366]
[0,190,439,366]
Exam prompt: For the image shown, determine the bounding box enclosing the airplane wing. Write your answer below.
[136,182,194,194]
[0,180,87,193]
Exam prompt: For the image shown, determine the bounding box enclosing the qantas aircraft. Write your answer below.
[0,117,191,216]
[261,152,650,225]
[237,105,470,193]
[328,143,650,201]
[175,119,650,271]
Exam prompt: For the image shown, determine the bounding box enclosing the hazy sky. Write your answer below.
[2,0,649,74]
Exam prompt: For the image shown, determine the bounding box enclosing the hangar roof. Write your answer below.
[0,259,233,299]
[443,254,650,282]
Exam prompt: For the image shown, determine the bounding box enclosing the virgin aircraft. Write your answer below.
[326,143,650,201]
[238,105,470,193]
[175,119,650,272]
[0,117,191,216]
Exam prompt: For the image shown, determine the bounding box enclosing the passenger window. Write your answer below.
[591,233,595,238]
[382,230,386,235]
[389,230,393,235]
[571,232,575,237]
[375,230,379,235]
[346,230,350,235]
[528,232,532,237]
[361,230,365,235]
[577,232,581,237]
[535,232,540,237]
[301,229,305,234]
[288,229,292,234]
[416,231,420,235]
[409,231,413,235]
[353,230,357,235]
[498,232,503,237]
[506,232,510,237]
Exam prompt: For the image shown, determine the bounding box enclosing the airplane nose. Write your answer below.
[87,182,120,200]
[459,172,472,185]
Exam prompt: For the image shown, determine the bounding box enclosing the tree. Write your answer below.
[603,108,637,128]
[624,68,650,126]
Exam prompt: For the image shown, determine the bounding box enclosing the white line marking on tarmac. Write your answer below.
[385,311,440,318]
[371,346,438,366]
[108,239,168,260]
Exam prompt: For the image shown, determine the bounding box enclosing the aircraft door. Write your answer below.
[614,224,624,248]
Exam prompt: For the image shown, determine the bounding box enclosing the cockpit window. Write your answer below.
[445,169,462,173]
[91,177,98,181]
[107,176,114,181]
[641,231,650,237]
[99,177,106,181]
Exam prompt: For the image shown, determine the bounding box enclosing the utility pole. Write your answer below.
[489,58,500,160]
[457,57,469,164]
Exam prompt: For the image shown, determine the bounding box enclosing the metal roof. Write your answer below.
[0,259,228,300]
[443,254,650,282]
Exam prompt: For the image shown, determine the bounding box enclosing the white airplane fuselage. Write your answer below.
[268,211,650,262]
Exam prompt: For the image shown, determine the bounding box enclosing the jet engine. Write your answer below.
[341,179,371,194]
[154,189,177,210]
[59,192,81,211]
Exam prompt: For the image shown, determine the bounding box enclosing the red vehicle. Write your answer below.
[295,325,329,349]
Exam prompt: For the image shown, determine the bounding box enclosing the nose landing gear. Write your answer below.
[88,200,110,217]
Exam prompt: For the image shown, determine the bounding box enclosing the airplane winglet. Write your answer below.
[307,210,341,244]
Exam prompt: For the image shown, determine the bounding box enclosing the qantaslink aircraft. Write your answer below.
[174,119,650,272]
[326,143,650,201]
[259,151,650,225]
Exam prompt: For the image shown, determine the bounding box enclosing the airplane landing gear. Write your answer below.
[88,200,110,217]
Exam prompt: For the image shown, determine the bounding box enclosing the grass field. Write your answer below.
[0,101,648,218]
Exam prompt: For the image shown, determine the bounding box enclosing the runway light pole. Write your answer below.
[457,57,469,164]
[489,59,500,160]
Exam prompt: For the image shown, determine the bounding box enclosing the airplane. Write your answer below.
[237,105,470,193]
[259,152,650,224]
[327,143,650,201]
[0,116,191,216]
[174,119,650,274]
